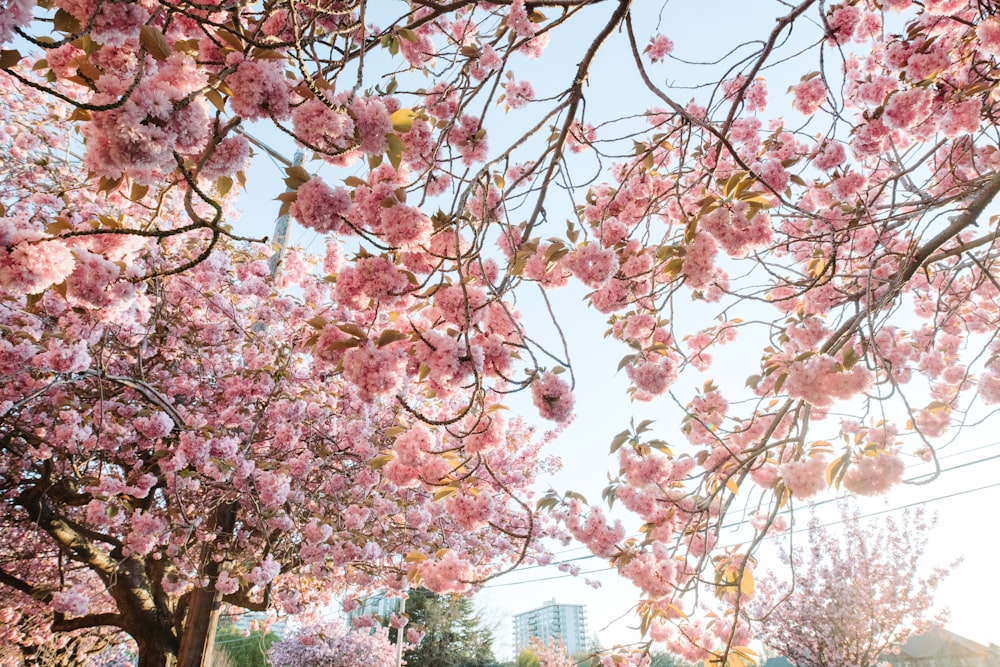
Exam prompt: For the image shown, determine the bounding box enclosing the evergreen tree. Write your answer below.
[392,589,497,667]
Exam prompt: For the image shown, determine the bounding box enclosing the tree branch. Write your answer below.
[52,612,125,633]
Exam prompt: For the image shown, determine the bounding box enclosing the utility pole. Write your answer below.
[268,150,303,279]
[396,585,408,667]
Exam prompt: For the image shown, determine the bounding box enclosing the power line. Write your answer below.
[506,442,1000,579]
[503,448,1000,578]
[484,478,1000,589]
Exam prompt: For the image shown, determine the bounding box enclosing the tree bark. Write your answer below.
[136,636,180,667]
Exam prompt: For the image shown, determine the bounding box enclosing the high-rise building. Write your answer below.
[512,598,588,657]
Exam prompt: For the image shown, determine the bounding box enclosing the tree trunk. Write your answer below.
[136,635,180,667]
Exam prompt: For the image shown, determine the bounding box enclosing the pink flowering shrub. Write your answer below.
[269,621,397,667]
[752,504,951,667]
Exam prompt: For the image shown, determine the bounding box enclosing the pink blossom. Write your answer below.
[226,59,290,120]
[852,118,890,157]
[914,407,950,438]
[255,470,291,507]
[342,505,370,530]
[504,79,535,109]
[520,31,549,58]
[745,78,768,112]
[5,240,76,295]
[215,570,240,595]
[398,27,437,68]
[980,368,1000,404]
[939,99,981,138]
[566,503,625,558]
[464,412,508,454]
[813,140,847,171]
[645,34,674,62]
[201,135,250,180]
[247,554,280,586]
[567,121,597,153]
[417,550,475,593]
[780,456,828,498]
[50,589,89,617]
[469,44,503,79]
[826,4,861,44]
[448,114,488,165]
[531,371,574,422]
[342,342,406,400]
[523,242,571,288]
[90,2,148,47]
[590,278,630,312]
[883,88,935,130]
[507,0,536,38]
[124,510,166,556]
[334,255,411,308]
[831,171,868,200]
[565,242,619,288]
[432,282,488,328]
[133,412,175,439]
[424,83,460,120]
[626,357,678,397]
[978,17,1000,58]
[350,96,392,155]
[84,54,210,182]
[0,0,33,46]
[924,0,965,14]
[843,452,905,495]
[292,97,357,159]
[31,339,91,374]
[792,77,827,115]
[44,43,85,78]
[290,177,353,235]
[784,353,872,408]
[379,203,432,248]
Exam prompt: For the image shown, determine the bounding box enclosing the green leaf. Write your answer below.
[386,133,405,170]
[389,108,417,133]
[610,430,630,454]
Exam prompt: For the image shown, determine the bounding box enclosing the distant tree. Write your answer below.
[269,620,395,667]
[516,648,541,667]
[647,653,696,667]
[212,617,278,667]
[392,588,496,666]
[750,504,952,667]
[515,639,573,667]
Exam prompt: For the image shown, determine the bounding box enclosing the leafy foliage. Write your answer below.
[213,617,279,667]
[392,588,497,667]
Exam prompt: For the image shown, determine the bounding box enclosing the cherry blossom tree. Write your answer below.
[267,620,397,667]
[750,505,951,667]
[2,0,1000,664]
[0,69,558,667]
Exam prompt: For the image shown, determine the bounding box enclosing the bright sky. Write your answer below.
[230,0,1000,661]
